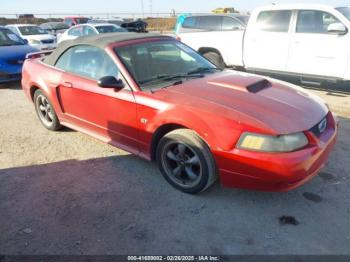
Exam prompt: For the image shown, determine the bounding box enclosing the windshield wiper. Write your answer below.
[139,73,204,85]
[187,67,222,75]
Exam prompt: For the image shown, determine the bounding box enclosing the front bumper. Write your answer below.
[0,73,21,83]
[30,43,57,50]
[215,112,338,192]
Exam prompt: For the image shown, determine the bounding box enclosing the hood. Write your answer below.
[23,34,56,41]
[0,45,38,61]
[155,71,328,135]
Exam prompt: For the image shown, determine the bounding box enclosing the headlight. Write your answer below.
[237,132,308,152]
[29,39,41,45]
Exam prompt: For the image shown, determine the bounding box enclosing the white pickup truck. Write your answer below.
[177,4,350,84]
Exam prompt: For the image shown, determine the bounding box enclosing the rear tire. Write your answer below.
[156,129,217,194]
[202,51,226,69]
[34,90,62,131]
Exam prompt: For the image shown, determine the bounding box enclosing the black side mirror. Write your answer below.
[97,76,125,90]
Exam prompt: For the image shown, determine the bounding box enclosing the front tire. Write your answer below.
[34,90,62,131]
[156,129,217,194]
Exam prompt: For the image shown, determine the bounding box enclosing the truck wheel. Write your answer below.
[34,90,62,131]
[203,51,226,69]
[156,129,217,194]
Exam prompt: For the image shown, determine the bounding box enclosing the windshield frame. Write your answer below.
[0,28,26,46]
[114,39,218,91]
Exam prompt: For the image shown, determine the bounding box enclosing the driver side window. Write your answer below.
[55,45,120,81]
[296,10,343,34]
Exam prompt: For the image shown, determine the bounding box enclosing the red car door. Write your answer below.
[55,45,140,154]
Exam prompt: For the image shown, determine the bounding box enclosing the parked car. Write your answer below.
[22,33,337,194]
[175,13,248,65]
[18,14,35,19]
[88,18,124,26]
[0,26,37,83]
[121,20,148,33]
[175,13,249,34]
[40,22,69,36]
[57,23,127,44]
[177,4,350,84]
[63,16,89,27]
[6,24,57,50]
[212,8,237,14]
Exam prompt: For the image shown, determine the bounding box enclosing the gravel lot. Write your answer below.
[0,81,349,255]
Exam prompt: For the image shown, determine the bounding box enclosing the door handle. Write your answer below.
[62,82,73,88]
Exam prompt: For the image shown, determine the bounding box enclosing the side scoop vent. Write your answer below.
[246,79,272,93]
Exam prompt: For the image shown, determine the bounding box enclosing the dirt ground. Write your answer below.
[0,81,349,255]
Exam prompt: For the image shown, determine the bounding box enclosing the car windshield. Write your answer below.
[95,25,127,33]
[336,7,350,20]
[76,18,89,24]
[115,40,219,91]
[19,26,47,35]
[0,28,25,46]
[51,23,69,30]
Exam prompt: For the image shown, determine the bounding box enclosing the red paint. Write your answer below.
[22,36,338,192]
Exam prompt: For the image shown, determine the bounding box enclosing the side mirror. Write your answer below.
[23,39,29,44]
[97,76,125,90]
[327,23,347,35]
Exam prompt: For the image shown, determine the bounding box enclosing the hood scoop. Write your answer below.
[246,79,272,93]
[208,74,271,93]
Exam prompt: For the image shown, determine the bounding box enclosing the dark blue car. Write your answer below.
[0,26,38,84]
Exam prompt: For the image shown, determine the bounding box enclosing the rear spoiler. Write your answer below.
[26,50,54,60]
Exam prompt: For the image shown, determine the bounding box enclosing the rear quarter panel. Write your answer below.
[22,59,64,117]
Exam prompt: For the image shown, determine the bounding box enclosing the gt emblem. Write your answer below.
[140,118,148,124]
[318,118,327,134]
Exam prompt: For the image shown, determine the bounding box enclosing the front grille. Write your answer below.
[41,39,54,44]
[0,73,21,80]
[310,117,328,137]
[6,59,24,65]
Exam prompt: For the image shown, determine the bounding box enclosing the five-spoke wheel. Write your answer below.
[34,90,62,131]
[157,129,217,194]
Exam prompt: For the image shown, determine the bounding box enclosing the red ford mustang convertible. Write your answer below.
[22,33,338,194]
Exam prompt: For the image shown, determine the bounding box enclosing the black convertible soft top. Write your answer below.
[44,32,170,66]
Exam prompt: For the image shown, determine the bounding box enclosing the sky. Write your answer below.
[1,0,350,14]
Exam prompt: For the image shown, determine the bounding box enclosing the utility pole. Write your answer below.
[141,0,144,18]
[149,0,153,17]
